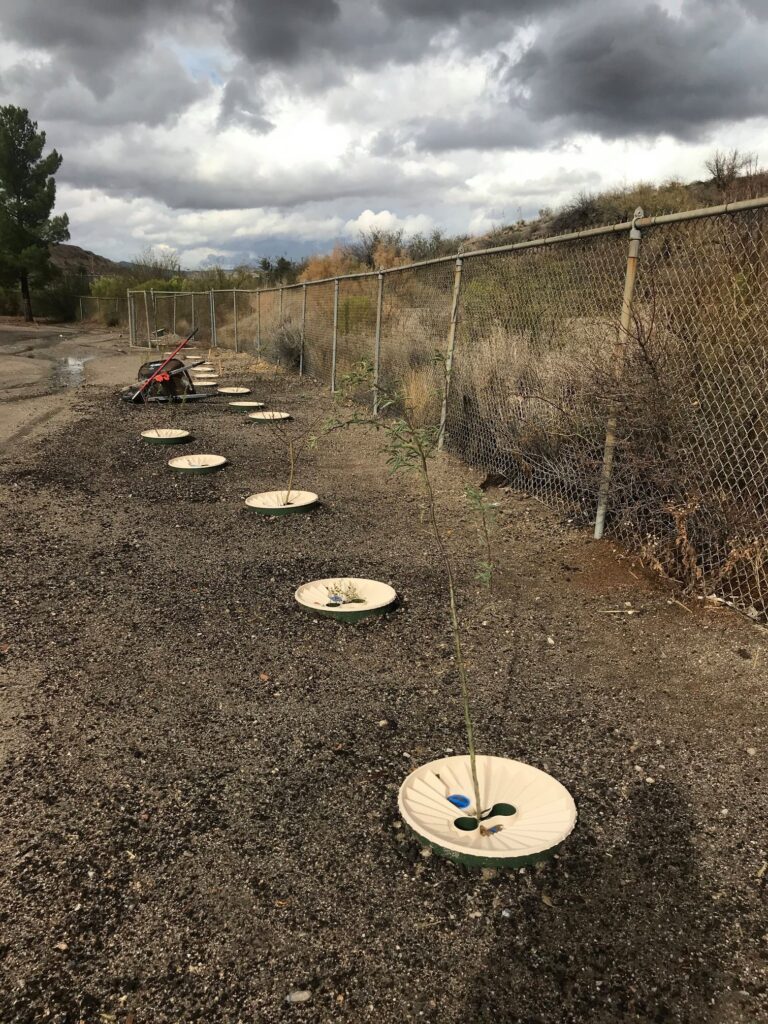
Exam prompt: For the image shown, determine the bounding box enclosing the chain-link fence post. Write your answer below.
[127,291,134,346]
[438,257,464,450]
[209,290,218,347]
[143,291,151,347]
[331,277,339,393]
[373,271,384,414]
[594,208,644,539]
[279,285,284,328]
[191,292,196,331]
[300,283,307,377]
[233,289,239,352]
[256,290,261,357]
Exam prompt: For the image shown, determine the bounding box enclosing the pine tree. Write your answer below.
[0,106,70,321]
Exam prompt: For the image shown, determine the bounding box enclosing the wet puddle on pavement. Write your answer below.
[52,353,95,388]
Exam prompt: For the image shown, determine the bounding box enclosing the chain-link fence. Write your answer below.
[127,290,214,347]
[77,295,129,327]
[126,197,768,620]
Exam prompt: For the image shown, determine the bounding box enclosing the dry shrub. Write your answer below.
[448,318,611,508]
[299,246,364,282]
[403,366,442,426]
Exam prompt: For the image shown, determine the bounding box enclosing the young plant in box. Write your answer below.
[244,402,323,515]
[329,363,577,868]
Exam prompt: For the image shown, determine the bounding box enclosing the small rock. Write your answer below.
[287,990,312,1005]
[746,747,757,756]
[55,941,68,952]
[501,908,512,919]
[481,867,497,880]
[419,847,432,860]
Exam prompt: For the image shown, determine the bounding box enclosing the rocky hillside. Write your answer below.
[470,169,768,250]
[49,243,128,278]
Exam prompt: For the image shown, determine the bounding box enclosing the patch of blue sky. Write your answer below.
[170,44,231,84]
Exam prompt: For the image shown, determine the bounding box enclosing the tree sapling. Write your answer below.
[329,365,484,822]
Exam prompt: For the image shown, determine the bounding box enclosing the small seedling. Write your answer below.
[257,402,326,506]
[326,364,485,822]
[464,484,498,588]
[325,581,365,606]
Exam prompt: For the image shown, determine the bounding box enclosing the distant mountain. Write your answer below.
[49,243,129,278]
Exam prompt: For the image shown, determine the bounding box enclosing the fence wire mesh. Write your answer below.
[127,291,214,347]
[77,295,128,326]
[125,202,768,620]
[379,261,456,424]
[280,286,305,370]
[335,276,378,384]
[611,212,768,620]
[448,234,627,518]
[234,290,258,353]
[303,281,336,384]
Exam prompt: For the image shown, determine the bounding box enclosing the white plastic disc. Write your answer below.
[245,490,318,512]
[398,754,577,866]
[140,428,191,444]
[295,577,396,618]
[168,454,227,473]
[248,410,291,421]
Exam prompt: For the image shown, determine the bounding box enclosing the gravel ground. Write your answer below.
[1,356,766,1023]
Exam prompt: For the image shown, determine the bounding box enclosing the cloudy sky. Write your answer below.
[1,0,767,267]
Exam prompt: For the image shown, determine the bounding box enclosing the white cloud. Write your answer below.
[2,0,768,266]
[343,209,435,236]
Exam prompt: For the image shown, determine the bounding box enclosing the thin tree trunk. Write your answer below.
[19,271,33,322]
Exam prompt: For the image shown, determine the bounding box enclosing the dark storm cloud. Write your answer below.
[2,0,767,242]
[217,74,274,132]
[0,48,210,129]
[0,0,214,130]
[395,0,768,153]
[0,0,199,53]
[60,145,457,211]
[379,108,552,156]
[505,0,768,141]
[220,0,570,76]
[5,0,766,148]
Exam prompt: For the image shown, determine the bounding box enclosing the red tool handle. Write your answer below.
[131,326,199,401]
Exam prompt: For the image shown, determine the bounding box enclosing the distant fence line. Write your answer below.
[127,196,768,622]
[76,294,129,326]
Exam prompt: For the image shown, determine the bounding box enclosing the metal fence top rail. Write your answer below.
[127,289,214,296]
[124,194,768,296]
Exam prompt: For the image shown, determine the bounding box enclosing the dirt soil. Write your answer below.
[0,318,135,450]
[0,349,766,1023]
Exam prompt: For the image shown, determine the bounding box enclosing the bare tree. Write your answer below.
[705,149,757,191]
